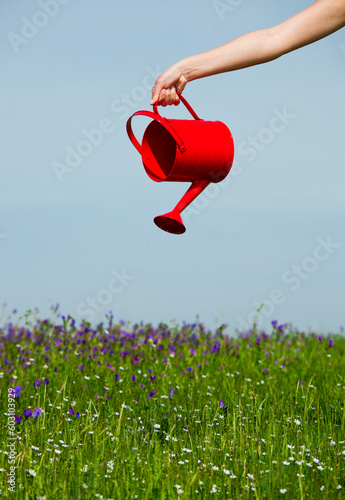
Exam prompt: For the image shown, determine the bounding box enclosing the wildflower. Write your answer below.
[68,407,75,415]
[131,375,136,382]
[33,408,42,418]
[114,374,119,381]
[28,469,36,477]
[34,379,41,388]
[147,390,156,400]
[14,385,22,398]
[280,489,287,494]
[24,409,32,419]
[14,414,22,424]
[219,400,224,408]
[328,339,334,347]
[44,378,49,385]
[294,419,301,426]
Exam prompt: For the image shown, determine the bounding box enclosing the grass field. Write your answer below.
[1,308,345,499]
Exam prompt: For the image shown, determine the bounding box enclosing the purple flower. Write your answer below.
[219,399,224,408]
[44,378,49,385]
[106,394,110,401]
[263,368,269,374]
[211,342,221,354]
[14,414,22,424]
[256,337,261,345]
[115,374,119,381]
[14,385,22,398]
[24,409,32,419]
[34,379,41,388]
[147,390,156,400]
[75,412,80,418]
[328,339,334,347]
[300,381,304,386]
[141,384,145,389]
[162,358,168,364]
[150,375,156,382]
[68,407,75,415]
[131,375,136,382]
[33,408,42,418]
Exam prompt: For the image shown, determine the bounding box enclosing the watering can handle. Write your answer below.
[126,93,201,155]
[153,92,201,121]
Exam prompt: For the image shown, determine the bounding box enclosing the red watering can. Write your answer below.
[126,93,234,234]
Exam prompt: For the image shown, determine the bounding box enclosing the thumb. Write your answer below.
[150,85,161,105]
[150,82,163,105]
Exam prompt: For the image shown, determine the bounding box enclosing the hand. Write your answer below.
[150,63,188,106]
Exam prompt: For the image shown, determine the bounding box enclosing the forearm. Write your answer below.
[180,0,345,83]
[180,29,281,82]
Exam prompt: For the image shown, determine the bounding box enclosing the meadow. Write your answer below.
[1,308,345,499]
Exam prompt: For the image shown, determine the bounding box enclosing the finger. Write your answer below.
[151,81,163,105]
[158,89,167,106]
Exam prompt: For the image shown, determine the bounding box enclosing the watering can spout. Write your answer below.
[154,180,210,235]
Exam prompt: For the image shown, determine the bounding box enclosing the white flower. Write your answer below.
[280,489,287,494]
[223,469,231,475]
[153,424,160,429]
[55,449,61,454]
[181,448,192,453]
[283,461,290,465]
[212,466,219,471]
[294,419,301,426]
[27,469,36,477]
[337,485,342,490]
[320,486,325,491]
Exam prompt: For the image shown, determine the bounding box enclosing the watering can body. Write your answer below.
[126,94,234,234]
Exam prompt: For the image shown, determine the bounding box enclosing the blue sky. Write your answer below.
[1,0,344,333]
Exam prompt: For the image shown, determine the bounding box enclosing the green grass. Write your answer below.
[1,311,345,499]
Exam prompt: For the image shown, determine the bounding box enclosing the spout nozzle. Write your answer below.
[154,211,186,235]
[154,180,211,235]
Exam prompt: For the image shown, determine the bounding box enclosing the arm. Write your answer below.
[151,0,345,105]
